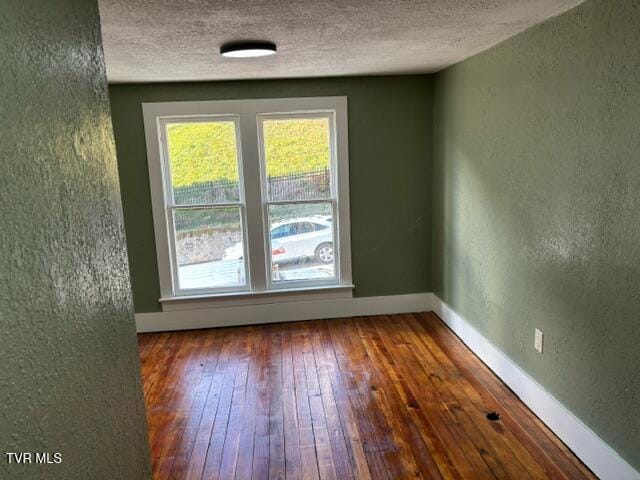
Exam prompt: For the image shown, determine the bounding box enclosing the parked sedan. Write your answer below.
[223,216,334,264]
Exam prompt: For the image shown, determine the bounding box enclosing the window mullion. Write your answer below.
[168,202,242,210]
[238,113,268,292]
[265,198,336,206]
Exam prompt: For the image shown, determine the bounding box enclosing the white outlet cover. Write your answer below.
[534,328,544,353]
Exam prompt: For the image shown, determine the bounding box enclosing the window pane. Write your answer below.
[174,207,245,290]
[166,121,240,205]
[268,202,335,283]
[262,117,331,201]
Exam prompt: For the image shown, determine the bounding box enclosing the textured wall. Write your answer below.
[0,1,151,478]
[109,76,434,312]
[433,0,640,470]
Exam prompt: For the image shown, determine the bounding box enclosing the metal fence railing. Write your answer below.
[267,167,330,201]
[173,167,331,231]
[174,178,240,205]
[174,167,330,206]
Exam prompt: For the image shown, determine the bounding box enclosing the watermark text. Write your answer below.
[5,452,62,464]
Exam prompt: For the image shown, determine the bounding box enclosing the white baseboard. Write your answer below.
[135,292,434,333]
[430,295,640,480]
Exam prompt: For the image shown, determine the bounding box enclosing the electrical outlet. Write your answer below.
[534,329,544,353]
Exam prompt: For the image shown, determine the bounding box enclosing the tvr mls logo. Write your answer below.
[5,452,62,464]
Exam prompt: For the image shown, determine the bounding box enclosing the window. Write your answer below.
[163,119,247,294]
[143,97,351,304]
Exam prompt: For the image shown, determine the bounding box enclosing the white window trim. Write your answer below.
[257,111,341,291]
[156,114,251,297]
[142,97,352,310]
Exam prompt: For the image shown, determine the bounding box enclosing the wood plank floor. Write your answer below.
[138,312,596,480]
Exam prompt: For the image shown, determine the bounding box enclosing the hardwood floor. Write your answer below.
[138,312,596,480]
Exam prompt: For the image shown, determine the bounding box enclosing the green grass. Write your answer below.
[167,118,330,187]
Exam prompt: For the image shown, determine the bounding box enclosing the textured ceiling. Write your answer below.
[99,0,584,83]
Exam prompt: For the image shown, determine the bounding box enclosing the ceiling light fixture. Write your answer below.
[220,41,277,58]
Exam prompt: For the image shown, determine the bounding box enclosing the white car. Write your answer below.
[223,216,334,264]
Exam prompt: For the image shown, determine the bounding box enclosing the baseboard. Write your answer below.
[430,295,640,480]
[135,292,434,333]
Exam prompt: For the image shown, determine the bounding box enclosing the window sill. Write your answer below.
[159,284,355,312]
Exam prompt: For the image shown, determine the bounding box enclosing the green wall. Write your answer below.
[433,0,640,470]
[109,76,434,313]
[0,1,151,479]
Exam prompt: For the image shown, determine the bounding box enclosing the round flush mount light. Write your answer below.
[220,41,277,58]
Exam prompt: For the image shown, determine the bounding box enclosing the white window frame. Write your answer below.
[142,97,352,309]
[257,111,341,291]
[156,115,250,297]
